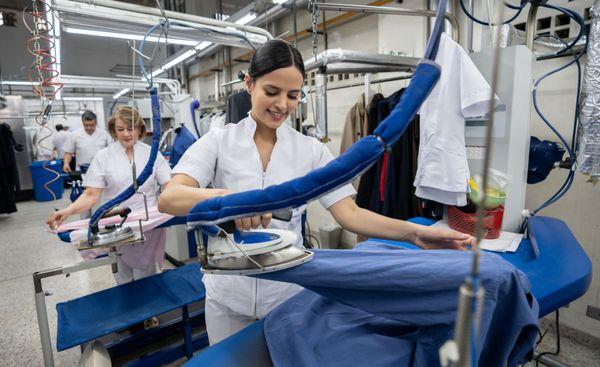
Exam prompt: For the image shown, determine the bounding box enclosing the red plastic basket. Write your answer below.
[447,205,504,239]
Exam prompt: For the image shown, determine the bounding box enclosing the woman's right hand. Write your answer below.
[46,209,71,230]
[234,213,273,231]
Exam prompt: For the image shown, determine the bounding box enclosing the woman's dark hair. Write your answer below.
[248,39,305,80]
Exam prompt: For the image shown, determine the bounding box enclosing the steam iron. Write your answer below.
[81,206,142,250]
[196,210,314,275]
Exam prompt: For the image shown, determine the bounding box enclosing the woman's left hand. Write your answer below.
[411,226,475,250]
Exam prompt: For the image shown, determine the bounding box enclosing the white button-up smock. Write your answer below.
[173,116,355,318]
[83,141,171,269]
[63,128,112,169]
[414,33,495,206]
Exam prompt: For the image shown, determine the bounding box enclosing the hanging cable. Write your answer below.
[24,0,63,202]
[520,6,587,231]
[459,0,527,26]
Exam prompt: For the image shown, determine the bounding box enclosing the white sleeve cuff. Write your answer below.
[319,183,356,209]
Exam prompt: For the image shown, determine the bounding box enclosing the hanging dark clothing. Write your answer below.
[0,123,20,214]
[355,93,385,210]
[356,89,421,220]
[225,91,252,124]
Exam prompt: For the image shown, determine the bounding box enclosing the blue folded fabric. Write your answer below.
[255,242,538,367]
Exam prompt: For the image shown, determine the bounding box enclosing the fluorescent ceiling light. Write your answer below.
[64,27,199,46]
[113,88,130,99]
[272,0,288,4]
[62,97,103,101]
[150,68,165,78]
[161,49,197,71]
[0,81,39,86]
[195,41,212,51]
[235,13,257,25]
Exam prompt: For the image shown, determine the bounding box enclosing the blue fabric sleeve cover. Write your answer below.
[88,87,161,240]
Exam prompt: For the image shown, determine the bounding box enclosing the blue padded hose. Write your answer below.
[190,99,201,138]
[87,87,162,241]
[187,0,449,229]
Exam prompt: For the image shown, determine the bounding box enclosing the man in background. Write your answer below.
[62,111,111,172]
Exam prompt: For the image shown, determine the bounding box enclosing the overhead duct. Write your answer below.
[578,0,600,183]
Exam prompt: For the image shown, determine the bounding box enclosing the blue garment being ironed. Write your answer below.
[170,126,197,168]
[254,242,539,367]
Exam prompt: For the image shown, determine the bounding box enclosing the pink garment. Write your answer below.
[118,227,166,269]
[53,206,173,264]
[54,205,172,239]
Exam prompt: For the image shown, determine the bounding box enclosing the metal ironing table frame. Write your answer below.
[184,215,592,367]
[36,215,199,367]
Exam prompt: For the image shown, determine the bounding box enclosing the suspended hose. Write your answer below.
[424,0,449,61]
[87,87,162,241]
[190,99,201,137]
[459,0,527,27]
[521,6,587,231]
[24,0,63,202]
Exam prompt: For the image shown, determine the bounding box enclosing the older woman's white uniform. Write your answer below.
[83,141,171,284]
[173,116,356,344]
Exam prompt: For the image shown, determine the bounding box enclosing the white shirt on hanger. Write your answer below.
[63,128,112,169]
[172,115,355,318]
[414,33,496,206]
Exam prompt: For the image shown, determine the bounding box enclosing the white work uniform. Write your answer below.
[173,116,355,344]
[52,130,71,160]
[414,33,495,206]
[63,128,112,169]
[83,141,171,284]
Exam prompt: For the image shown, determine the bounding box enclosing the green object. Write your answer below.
[469,187,506,209]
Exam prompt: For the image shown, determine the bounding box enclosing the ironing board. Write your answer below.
[56,263,208,365]
[184,215,592,366]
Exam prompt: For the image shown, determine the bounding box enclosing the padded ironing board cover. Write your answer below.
[56,263,205,351]
[255,243,539,367]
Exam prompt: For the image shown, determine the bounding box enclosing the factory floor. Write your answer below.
[1,192,599,366]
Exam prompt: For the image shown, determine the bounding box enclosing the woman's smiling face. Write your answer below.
[246,66,304,130]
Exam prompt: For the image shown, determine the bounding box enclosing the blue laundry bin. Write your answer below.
[29,160,65,202]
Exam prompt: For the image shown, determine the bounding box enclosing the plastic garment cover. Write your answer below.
[255,242,539,367]
[170,126,197,168]
[578,1,600,183]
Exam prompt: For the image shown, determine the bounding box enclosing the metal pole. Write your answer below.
[293,0,298,46]
[525,5,540,50]
[533,353,571,367]
[314,71,328,142]
[364,73,371,110]
[61,0,273,40]
[33,269,62,367]
[313,2,460,41]
[467,0,474,52]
